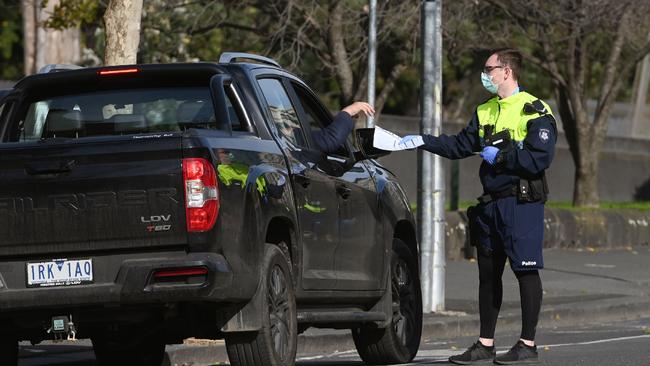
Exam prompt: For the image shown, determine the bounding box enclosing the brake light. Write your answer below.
[98,68,139,76]
[183,158,219,232]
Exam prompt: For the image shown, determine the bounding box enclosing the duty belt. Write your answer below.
[477,185,517,204]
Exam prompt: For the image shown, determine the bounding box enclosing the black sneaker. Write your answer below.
[448,341,496,365]
[494,340,539,365]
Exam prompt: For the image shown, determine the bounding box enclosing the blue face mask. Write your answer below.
[481,72,498,94]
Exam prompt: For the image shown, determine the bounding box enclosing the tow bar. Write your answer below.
[46,315,77,342]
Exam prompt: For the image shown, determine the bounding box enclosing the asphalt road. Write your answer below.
[17,317,650,365]
[297,317,650,366]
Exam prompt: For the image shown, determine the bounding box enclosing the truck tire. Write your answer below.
[225,244,297,366]
[352,238,423,365]
[0,338,17,366]
[92,329,166,366]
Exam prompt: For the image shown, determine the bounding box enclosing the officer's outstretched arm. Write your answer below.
[498,115,556,176]
[419,112,481,159]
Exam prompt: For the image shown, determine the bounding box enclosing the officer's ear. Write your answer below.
[503,66,512,81]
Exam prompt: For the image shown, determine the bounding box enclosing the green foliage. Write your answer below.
[0,20,19,59]
[546,201,650,211]
[42,0,100,30]
[0,1,22,80]
[382,67,420,115]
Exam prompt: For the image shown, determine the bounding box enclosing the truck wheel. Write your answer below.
[0,338,18,366]
[225,244,297,366]
[92,330,166,366]
[352,238,423,365]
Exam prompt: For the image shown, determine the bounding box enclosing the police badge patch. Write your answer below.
[539,129,550,143]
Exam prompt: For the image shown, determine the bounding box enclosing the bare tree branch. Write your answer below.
[327,1,355,105]
[375,62,407,118]
[595,5,631,123]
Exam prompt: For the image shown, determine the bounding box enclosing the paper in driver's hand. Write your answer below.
[372,126,424,151]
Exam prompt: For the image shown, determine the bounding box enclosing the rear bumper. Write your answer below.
[0,251,250,311]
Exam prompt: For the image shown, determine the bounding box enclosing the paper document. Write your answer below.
[372,126,424,151]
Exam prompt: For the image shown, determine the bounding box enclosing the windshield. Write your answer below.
[14,87,220,142]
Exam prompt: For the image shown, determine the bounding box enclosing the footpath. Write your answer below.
[165,245,650,365]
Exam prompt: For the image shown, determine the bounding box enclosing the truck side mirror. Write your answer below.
[354,128,390,161]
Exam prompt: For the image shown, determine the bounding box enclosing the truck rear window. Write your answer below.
[13,87,229,141]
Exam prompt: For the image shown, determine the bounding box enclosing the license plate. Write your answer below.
[26,258,93,287]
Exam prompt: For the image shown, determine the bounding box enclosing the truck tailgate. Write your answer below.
[0,135,186,256]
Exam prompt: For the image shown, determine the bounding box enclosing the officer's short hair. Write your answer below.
[491,48,522,80]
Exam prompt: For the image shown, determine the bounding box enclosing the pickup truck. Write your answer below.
[0,53,422,366]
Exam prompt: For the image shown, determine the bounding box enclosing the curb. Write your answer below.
[164,295,650,365]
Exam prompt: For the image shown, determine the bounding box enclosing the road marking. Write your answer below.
[539,334,650,348]
[415,349,456,357]
[297,350,357,361]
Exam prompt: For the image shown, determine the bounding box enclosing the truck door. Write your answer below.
[257,77,339,290]
[288,82,384,291]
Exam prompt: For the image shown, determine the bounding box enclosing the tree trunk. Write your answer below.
[327,1,355,106]
[573,130,601,207]
[103,0,144,66]
[21,0,81,75]
[21,0,37,75]
[556,85,603,208]
[39,0,81,70]
[374,63,407,119]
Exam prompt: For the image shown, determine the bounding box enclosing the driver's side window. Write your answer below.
[292,83,351,158]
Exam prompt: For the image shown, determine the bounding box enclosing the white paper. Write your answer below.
[372,126,423,151]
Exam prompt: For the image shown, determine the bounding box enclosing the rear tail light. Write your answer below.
[183,158,219,232]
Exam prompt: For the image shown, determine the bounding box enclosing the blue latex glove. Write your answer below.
[398,135,424,150]
[480,146,499,165]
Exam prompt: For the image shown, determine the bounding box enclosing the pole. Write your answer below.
[419,0,445,314]
[632,32,650,138]
[431,0,446,312]
[367,0,377,128]
[419,0,434,313]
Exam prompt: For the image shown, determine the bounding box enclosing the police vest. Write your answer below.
[476,91,554,148]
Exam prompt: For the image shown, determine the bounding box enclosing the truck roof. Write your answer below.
[13,52,291,89]
[13,63,226,90]
[9,61,305,104]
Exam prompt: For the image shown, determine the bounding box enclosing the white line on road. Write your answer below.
[538,334,650,349]
[297,350,357,361]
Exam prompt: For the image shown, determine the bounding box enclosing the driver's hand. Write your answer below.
[342,102,375,118]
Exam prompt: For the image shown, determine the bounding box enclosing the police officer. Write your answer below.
[312,102,374,153]
[399,48,556,365]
